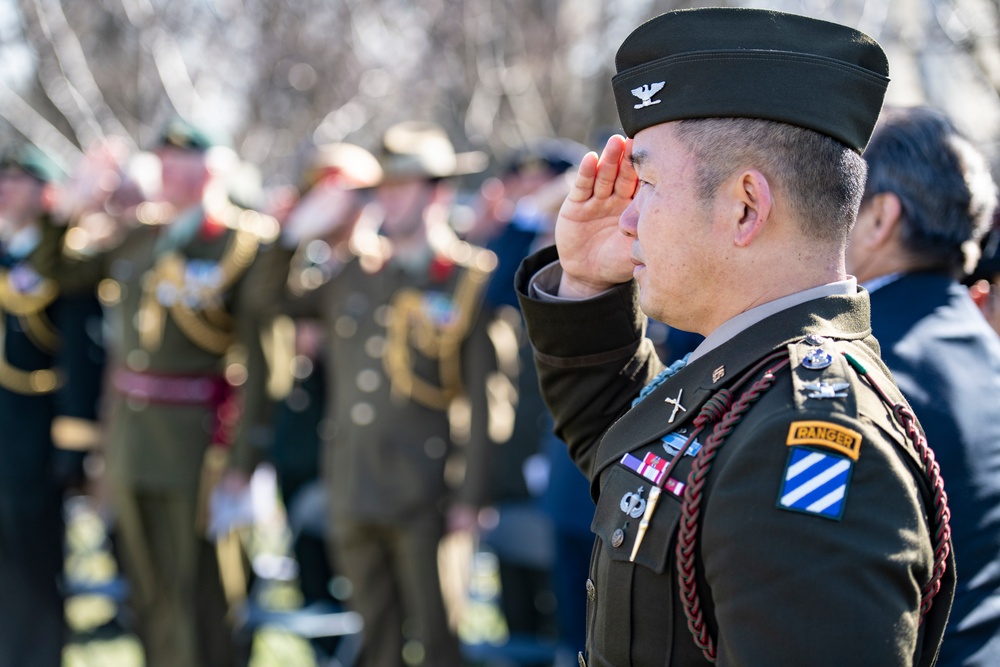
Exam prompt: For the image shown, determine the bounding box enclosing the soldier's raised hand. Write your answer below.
[52,138,131,224]
[280,177,365,246]
[554,134,637,297]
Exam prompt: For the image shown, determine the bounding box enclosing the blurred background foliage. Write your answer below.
[1,0,1000,191]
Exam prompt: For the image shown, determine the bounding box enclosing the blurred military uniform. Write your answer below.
[0,146,105,667]
[36,121,278,667]
[267,129,499,666]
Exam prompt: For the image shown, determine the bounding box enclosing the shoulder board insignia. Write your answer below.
[787,420,862,461]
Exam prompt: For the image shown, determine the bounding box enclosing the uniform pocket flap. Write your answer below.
[591,461,686,574]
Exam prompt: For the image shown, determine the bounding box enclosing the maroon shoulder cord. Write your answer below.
[669,349,951,663]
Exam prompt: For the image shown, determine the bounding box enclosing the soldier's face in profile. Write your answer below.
[620,123,724,333]
[156,146,211,211]
[375,178,435,240]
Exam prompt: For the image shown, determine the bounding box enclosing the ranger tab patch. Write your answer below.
[778,447,853,520]
[787,420,862,461]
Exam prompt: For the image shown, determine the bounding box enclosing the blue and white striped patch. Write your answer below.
[777,447,853,520]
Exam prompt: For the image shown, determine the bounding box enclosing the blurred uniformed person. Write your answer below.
[35,118,278,667]
[515,8,955,666]
[0,144,105,667]
[263,141,385,662]
[272,124,498,666]
[847,106,1000,666]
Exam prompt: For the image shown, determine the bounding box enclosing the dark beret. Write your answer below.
[612,8,890,152]
[156,117,220,152]
[502,138,590,177]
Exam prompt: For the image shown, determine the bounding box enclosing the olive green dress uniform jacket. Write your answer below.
[37,211,275,489]
[515,246,954,667]
[258,241,499,526]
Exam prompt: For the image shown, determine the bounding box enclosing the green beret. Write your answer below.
[612,8,890,152]
[0,144,66,183]
[156,117,220,152]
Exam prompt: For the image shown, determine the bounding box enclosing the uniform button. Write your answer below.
[365,335,386,358]
[335,315,358,338]
[578,651,587,667]
[611,528,624,548]
[350,402,375,426]
[586,578,595,601]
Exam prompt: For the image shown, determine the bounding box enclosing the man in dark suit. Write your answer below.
[0,144,105,667]
[847,105,1000,666]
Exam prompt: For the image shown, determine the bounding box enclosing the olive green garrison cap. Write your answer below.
[612,7,890,153]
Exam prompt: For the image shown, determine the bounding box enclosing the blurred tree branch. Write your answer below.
[0,0,998,186]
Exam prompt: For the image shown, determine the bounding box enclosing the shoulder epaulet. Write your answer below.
[61,211,131,259]
[441,239,498,278]
[787,334,858,416]
[787,334,908,451]
[233,207,281,245]
[207,200,280,244]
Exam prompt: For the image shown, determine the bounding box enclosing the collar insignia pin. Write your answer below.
[712,365,725,383]
[664,388,687,423]
[632,81,665,109]
[803,381,850,399]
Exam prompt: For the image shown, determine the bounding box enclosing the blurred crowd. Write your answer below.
[0,105,999,667]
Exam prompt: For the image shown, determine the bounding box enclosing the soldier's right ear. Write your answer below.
[731,169,772,248]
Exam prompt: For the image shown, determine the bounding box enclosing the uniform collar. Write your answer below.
[154,204,204,255]
[689,279,857,363]
[859,272,902,294]
[592,286,872,479]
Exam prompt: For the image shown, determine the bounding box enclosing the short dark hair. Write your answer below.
[674,118,867,244]
[862,106,997,274]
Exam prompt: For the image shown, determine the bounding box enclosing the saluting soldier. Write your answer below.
[270,123,499,667]
[0,144,105,667]
[36,118,278,667]
[516,8,955,666]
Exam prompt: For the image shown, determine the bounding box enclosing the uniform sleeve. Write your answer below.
[701,409,932,666]
[226,250,280,474]
[515,245,662,479]
[48,293,107,487]
[32,218,112,295]
[454,299,500,508]
[239,242,330,321]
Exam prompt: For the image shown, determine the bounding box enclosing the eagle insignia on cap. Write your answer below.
[632,82,665,109]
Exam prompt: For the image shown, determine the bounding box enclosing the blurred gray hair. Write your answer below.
[862,106,998,275]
